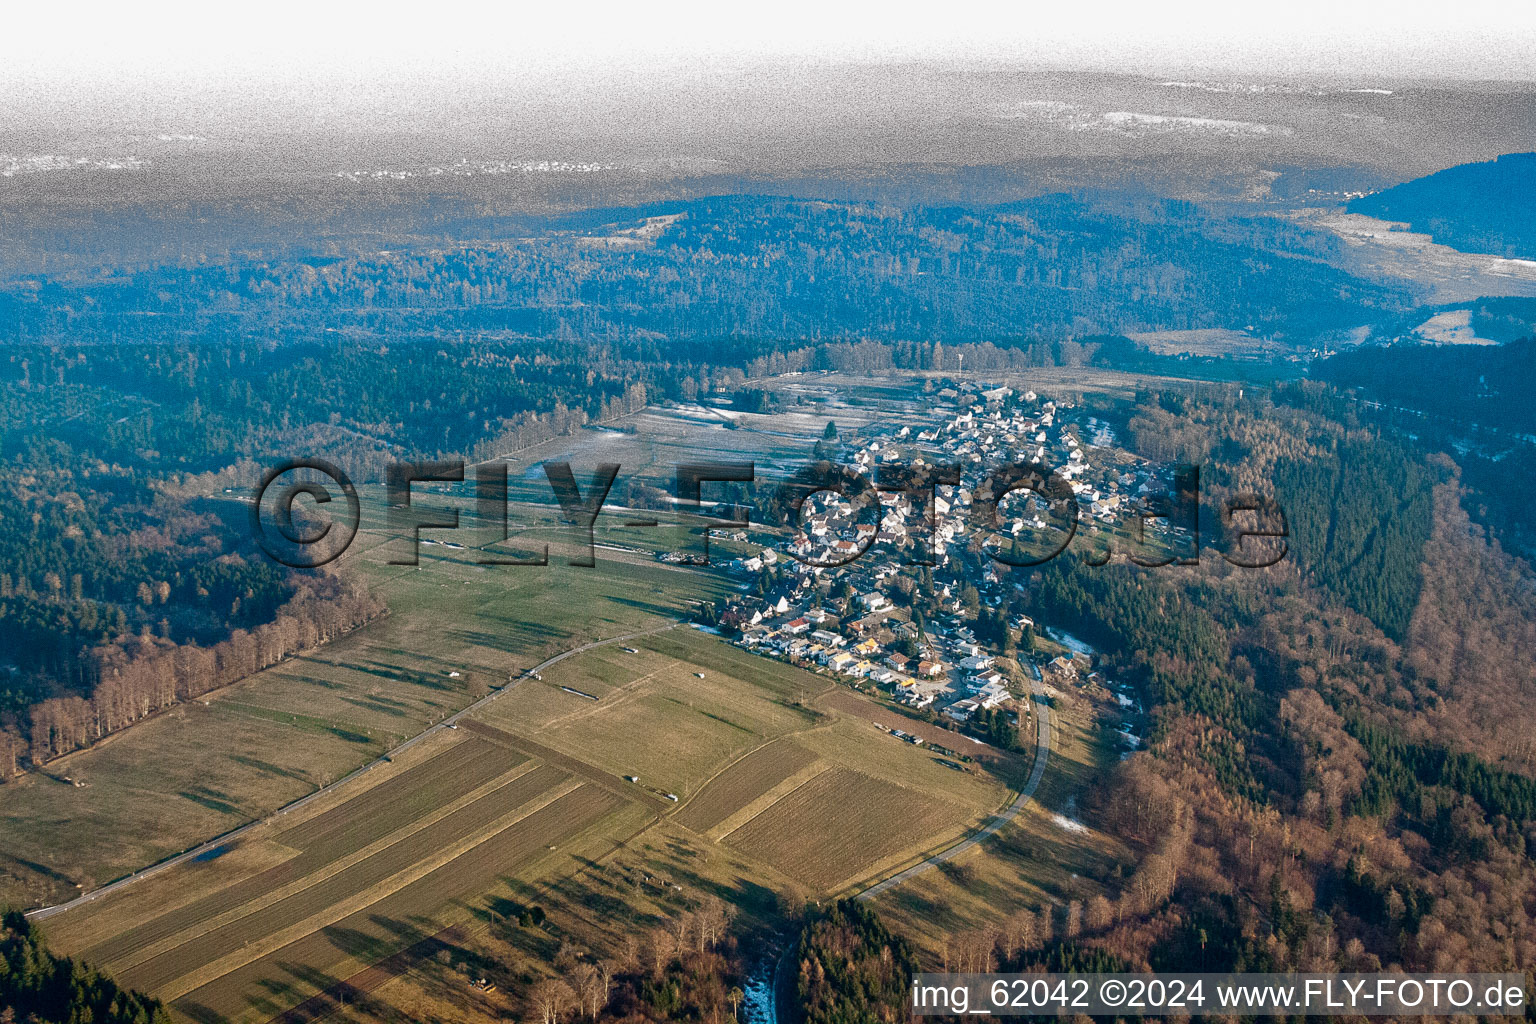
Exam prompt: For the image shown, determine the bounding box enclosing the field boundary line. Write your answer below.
[456,720,674,814]
[260,797,660,1024]
[151,778,584,1002]
[100,760,542,974]
[260,924,468,1024]
[710,759,833,842]
[674,734,791,816]
[856,673,1052,902]
[26,621,683,923]
[526,658,683,730]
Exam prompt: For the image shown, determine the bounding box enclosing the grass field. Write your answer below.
[0,482,738,908]
[724,766,969,891]
[35,611,1011,1023]
[675,740,818,833]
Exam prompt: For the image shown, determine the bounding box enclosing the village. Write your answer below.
[698,379,1160,752]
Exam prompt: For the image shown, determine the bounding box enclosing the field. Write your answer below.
[12,391,1117,1023]
[866,679,1132,960]
[173,786,629,1023]
[0,477,742,908]
[725,767,967,891]
[32,579,1014,1024]
[38,717,639,1024]
[54,738,524,968]
[674,740,818,833]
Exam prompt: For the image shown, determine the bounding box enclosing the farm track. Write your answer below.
[119,764,571,992]
[27,623,683,924]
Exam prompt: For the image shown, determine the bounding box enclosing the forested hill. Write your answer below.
[0,193,1407,347]
[1348,152,1536,259]
[1313,338,1536,559]
[1314,336,1536,436]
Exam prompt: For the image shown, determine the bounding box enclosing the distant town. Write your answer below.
[697,380,1158,752]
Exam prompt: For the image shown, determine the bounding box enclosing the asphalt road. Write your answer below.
[857,673,1052,901]
[26,621,684,922]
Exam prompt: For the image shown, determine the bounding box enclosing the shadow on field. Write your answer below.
[338,694,413,717]
[173,1000,225,1023]
[230,754,314,783]
[449,621,569,654]
[609,595,687,618]
[180,786,244,816]
[328,726,375,745]
[347,658,457,690]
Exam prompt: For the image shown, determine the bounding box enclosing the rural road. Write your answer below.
[26,621,684,922]
[857,674,1051,901]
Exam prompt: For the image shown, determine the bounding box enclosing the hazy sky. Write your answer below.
[6,0,1535,96]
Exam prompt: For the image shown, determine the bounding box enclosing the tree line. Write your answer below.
[17,575,382,767]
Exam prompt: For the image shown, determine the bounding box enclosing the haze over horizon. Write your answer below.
[5,0,1535,135]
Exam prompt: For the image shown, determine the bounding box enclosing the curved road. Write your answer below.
[27,621,684,922]
[857,674,1051,901]
[768,681,1050,1024]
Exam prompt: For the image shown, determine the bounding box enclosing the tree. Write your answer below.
[572,961,606,1020]
[728,986,745,1020]
[696,894,732,950]
[0,910,171,1023]
[823,420,838,441]
[647,926,673,977]
[1086,895,1114,932]
[530,978,575,1024]
[0,729,20,778]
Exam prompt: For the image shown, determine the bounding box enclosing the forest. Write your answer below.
[792,900,918,1024]
[1347,151,1536,260]
[960,386,1536,993]
[1312,337,1536,561]
[1314,336,1536,436]
[0,911,169,1024]
[0,194,1409,349]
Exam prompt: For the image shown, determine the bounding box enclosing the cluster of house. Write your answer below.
[786,384,1181,566]
[683,380,1171,736]
[726,587,1030,723]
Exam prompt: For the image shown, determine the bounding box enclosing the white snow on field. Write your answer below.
[1096,112,1292,137]
[1048,629,1096,657]
[674,403,745,422]
[1414,309,1499,346]
[993,103,1290,138]
[1052,813,1090,834]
